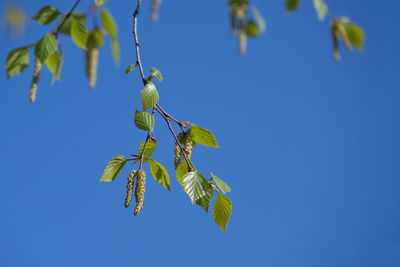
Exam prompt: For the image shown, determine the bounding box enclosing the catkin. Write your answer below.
[183,133,195,160]
[134,169,146,216]
[86,36,99,89]
[124,170,137,208]
[30,57,42,103]
[174,132,185,170]
[151,0,162,21]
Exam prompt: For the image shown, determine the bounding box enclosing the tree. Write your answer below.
[2,0,364,232]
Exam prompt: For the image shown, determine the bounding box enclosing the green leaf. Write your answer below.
[196,186,213,212]
[32,6,60,25]
[182,171,210,204]
[56,12,86,35]
[141,82,159,111]
[71,20,88,50]
[176,160,189,186]
[87,29,104,49]
[285,0,300,13]
[45,52,60,73]
[35,34,57,63]
[190,125,219,148]
[125,64,136,74]
[246,19,259,38]
[95,0,108,7]
[251,6,266,32]
[99,155,127,182]
[213,194,232,233]
[111,37,119,64]
[52,46,63,84]
[313,0,328,21]
[345,24,364,51]
[150,67,163,82]
[211,172,231,194]
[6,47,29,78]
[133,139,157,164]
[101,7,117,39]
[149,159,171,191]
[134,111,154,131]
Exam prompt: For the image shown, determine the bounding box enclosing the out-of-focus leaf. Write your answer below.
[56,12,86,35]
[101,7,117,38]
[71,20,88,50]
[35,34,57,62]
[32,6,60,25]
[246,19,259,37]
[285,0,300,13]
[313,0,328,21]
[345,24,364,51]
[252,6,266,32]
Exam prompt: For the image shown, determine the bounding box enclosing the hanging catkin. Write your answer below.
[183,133,195,160]
[134,169,146,215]
[174,132,185,169]
[86,35,99,89]
[124,170,137,208]
[30,57,42,103]
[151,0,162,21]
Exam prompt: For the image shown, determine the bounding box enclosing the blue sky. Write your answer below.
[1,0,400,266]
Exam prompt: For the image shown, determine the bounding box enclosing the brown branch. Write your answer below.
[133,0,146,85]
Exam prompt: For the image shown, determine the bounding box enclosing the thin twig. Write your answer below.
[133,0,146,85]
[54,0,82,39]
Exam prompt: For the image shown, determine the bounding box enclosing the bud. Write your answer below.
[30,57,42,103]
[124,170,137,208]
[134,169,146,216]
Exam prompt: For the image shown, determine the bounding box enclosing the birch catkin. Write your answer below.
[174,132,184,169]
[86,36,99,89]
[124,170,137,208]
[134,169,146,215]
[30,57,42,103]
[183,133,195,160]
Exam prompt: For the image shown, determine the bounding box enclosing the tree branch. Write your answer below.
[54,0,81,39]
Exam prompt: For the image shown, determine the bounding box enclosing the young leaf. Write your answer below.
[56,12,86,35]
[150,67,163,82]
[182,171,210,204]
[133,140,157,164]
[251,6,266,32]
[125,64,136,74]
[52,46,63,84]
[312,0,328,21]
[196,186,213,212]
[101,7,117,39]
[45,52,60,73]
[345,24,364,51]
[246,20,259,38]
[149,159,171,191]
[213,194,232,233]
[95,0,108,7]
[190,125,219,148]
[35,34,57,63]
[99,155,127,182]
[71,20,88,50]
[285,0,300,13]
[6,47,29,78]
[211,172,231,194]
[176,160,189,186]
[141,82,159,111]
[134,111,154,131]
[32,6,60,25]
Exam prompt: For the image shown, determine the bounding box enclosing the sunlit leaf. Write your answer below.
[133,139,157,164]
[182,171,210,204]
[150,67,163,82]
[196,186,213,212]
[149,159,171,191]
[313,0,328,21]
[211,172,231,194]
[141,82,159,111]
[134,111,154,131]
[345,23,364,51]
[190,125,219,148]
[99,155,127,182]
[71,20,88,50]
[213,194,232,233]
[101,7,117,38]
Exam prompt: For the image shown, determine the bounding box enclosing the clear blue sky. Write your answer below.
[1,0,399,266]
